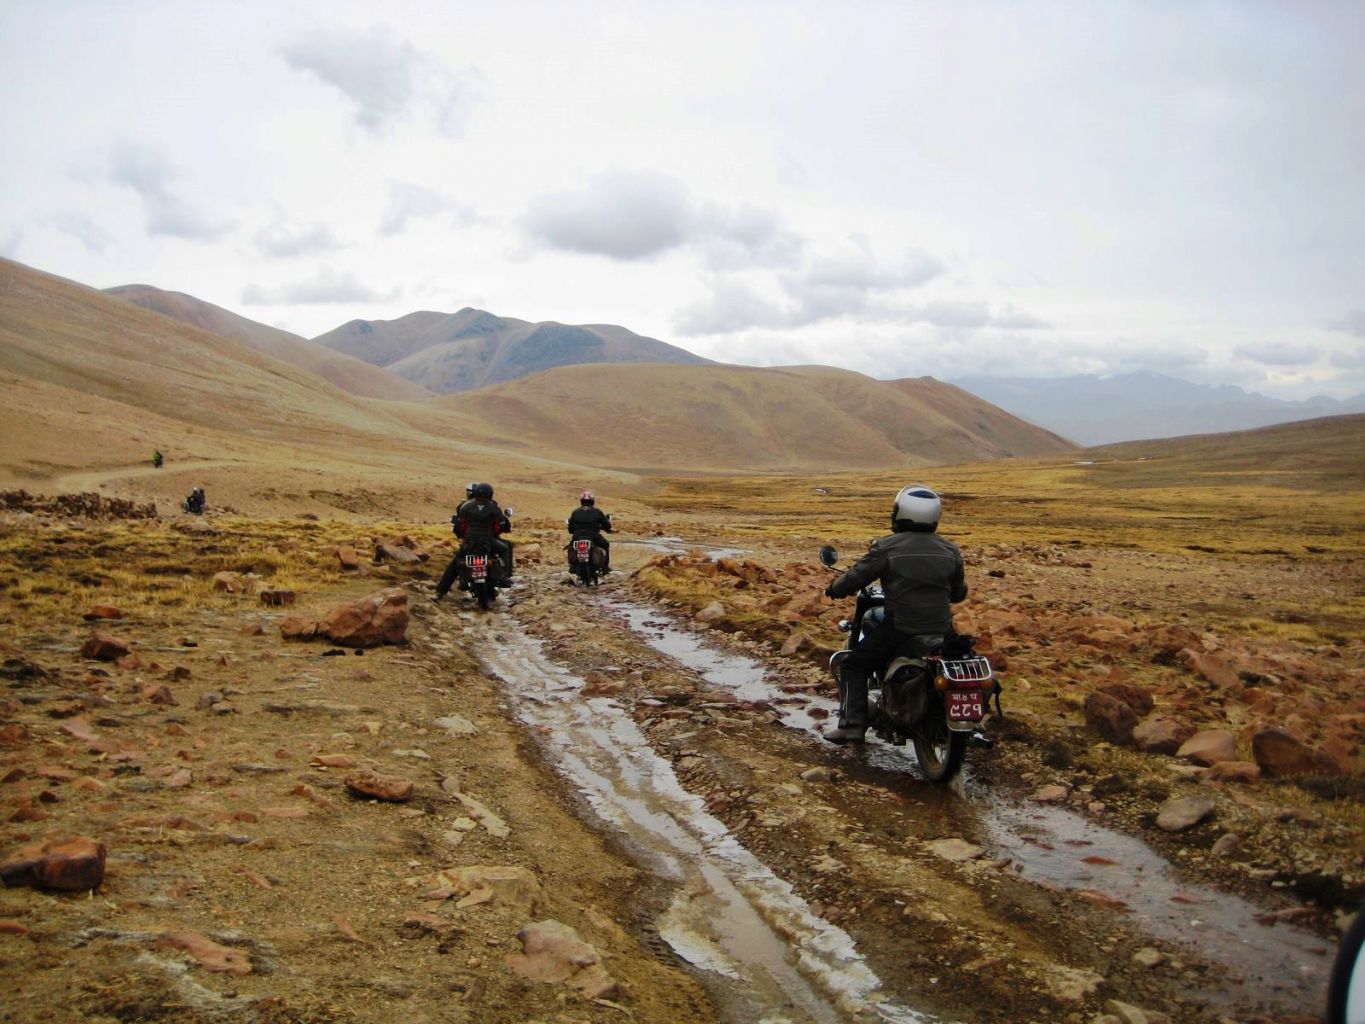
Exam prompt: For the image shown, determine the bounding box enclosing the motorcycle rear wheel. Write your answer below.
[913,730,967,784]
[474,582,493,610]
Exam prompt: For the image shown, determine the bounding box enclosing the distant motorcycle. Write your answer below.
[820,545,997,783]
[454,541,501,610]
[565,535,606,586]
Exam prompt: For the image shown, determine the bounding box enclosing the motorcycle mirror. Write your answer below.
[504,506,515,517]
[818,545,839,567]
[1328,907,1365,1023]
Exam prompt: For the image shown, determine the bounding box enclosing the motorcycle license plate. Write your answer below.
[466,555,489,580]
[573,541,592,563]
[946,689,985,723]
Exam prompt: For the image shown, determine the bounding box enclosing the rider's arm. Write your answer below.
[950,553,968,603]
[828,540,887,598]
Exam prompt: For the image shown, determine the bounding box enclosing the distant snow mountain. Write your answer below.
[950,371,1365,445]
[314,308,712,393]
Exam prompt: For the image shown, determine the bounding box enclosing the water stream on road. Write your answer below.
[480,627,934,1024]
[600,596,1334,1016]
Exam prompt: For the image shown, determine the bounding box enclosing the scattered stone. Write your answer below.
[141,683,177,705]
[81,605,123,621]
[1204,761,1261,785]
[440,782,510,838]
[335,545,362,570]
[166,665,191,682]
[1044,964,1105,1003]
[1251,727,1342,777]
[279,615,319,641]
[1133,717,1195,755]
[344,770,413,802]
[374,540,421,564]
[800,766,833,783]
[1155,796,1216,832]
[1176,730,1237,766]
[507,919,619,1000]
[155,930,252,975]
[0,835,106,891]
[212,571,256,594]
[1030,784,1071,804]
[1084,692,1138,745]
[1096,682,1155,717]
[311,754,357,768]
[81,632,129,662]
[695,601,726,624]
[926,838,985,863]
[319,587,409,648]
[1132,947,1164,968]
[436,865,542,912]
[432,715,478,737]
[1210,832,1242,858]
[780,631,808,656]
[196,691,224,711]
[259,589,296,607]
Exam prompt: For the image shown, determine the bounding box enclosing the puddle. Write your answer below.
[601,596,1335,1018]
[480,634,935,1024]
[983,800,1333,1012]
[621,536,752,561]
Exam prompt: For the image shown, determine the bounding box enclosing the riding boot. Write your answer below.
[825,666,869,744]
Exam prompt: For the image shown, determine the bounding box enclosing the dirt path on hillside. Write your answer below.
[50,459,244,494]
[464,557,1336,1024]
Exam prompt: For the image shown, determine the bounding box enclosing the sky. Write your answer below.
[2,0,1363,400]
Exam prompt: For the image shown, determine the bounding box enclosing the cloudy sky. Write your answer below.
[2,1,1362,399]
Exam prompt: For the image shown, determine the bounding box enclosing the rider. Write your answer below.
[822,484,967,744]
[566,490,612,571]
[436,483,513,598]
[153,450,163,468]
[183,487,205,515]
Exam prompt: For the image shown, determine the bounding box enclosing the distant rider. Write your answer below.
[822,484,967,744]
[152,450,163,468]
[566,490,612,572]
[436,483,513,598]
[183,487,205,515]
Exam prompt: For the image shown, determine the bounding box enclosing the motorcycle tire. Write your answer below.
[474,582,494,611]
[913,730,967,784]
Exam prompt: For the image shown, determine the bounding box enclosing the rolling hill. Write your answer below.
[444,362,1075,473]
[314,308,712,393]
[105,284,432,402]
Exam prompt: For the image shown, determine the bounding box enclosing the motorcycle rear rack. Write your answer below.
[938,656,994,685]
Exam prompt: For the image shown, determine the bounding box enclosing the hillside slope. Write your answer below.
[449,363,1074,472]
[105,284,432,402]
[315,308,711,393]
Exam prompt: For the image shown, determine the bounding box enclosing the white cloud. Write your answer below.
[108,141,232,242]
[524,172,694,260]
[240,268,397,306]
[51,212,111,253]
[1328,310,1365,339]
[0,228,21,258]
[379,181,475,236]
[1233,342,1319,367]
[279,30,474,136]
[253,219,345,258]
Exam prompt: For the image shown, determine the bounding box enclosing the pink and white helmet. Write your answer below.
[580,490,595,505]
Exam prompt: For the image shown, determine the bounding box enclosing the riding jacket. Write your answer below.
[828,530,967,635]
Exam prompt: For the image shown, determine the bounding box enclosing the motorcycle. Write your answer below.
[565,534,606,586]
[449,506,514,611]
[819,545,996,784]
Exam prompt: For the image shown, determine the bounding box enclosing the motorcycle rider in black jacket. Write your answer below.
[823,484,967,744]
[566,490,612,571]
[435,483,514,598]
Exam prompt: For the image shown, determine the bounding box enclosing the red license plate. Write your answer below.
[573,541,592,562]
[946,689,985,722]
[466,556,488,579]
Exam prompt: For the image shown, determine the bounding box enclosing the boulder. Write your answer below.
[1204,761,1261,785]
[344,770,413,802]
[1084,692,1138,745]
[695,601,726,625]
[212,571,253,594]
[780,631,808,657]
[155,930,252,975]
[1155,796,1216,832]
[81,605,123,621]
[438,865,542,912]
[334,545,362,571]
[319,587,409,648]
[374,540,421,564]
[1251,727,1343,778]
[0,835,106,890]
[279,615,318,641]
[1177,648,1239,688]
[1133,717,1195,755]
[1096,681,1154,717]
[81,632,129,661]
[1177,729,1237,766]
[507,919,619,1000]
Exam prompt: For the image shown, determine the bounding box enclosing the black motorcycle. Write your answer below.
[454,539,501,610]
[565,534,606,586]
[820,545,996,783]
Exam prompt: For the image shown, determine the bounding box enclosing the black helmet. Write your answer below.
[473,482,494,501]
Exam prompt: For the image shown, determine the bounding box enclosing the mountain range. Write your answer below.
[952,372,1365,446]
[314,308,710,393]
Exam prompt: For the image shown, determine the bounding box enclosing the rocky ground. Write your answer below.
[0,498,1361,1024]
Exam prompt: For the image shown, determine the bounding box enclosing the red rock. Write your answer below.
[10,801,51,822]
[115,653,143,671]
[0,918,29,934]
[1177,729,1238,766]
[335,545,362,571]
[1251,728,1343,778]
[0,835,107,890]
[211,571,253,594]
[165,666,191,682]
[240,623,266,637]
[81,632,129,662]
[1178,648,1240,688]
[259,590,295,607]
[507,919,618,1000]
[319,588,409,648]
[141,683,178,705]
[82,605,123,621]
[155,931,252,975]
[344,770,413,802]
[310,753,356,768]
[1132,717,1195,755]
[279,615,319,641]
[1096,682,1155,717]
[374,541,420,564]
[1084,692,1137,745]
[1204,761,1261,784]
[59,717,99,744]
[0,723,29,747]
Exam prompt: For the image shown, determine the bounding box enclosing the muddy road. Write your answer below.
[437,549,1338,1024]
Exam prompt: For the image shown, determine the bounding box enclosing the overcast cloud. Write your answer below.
[0,1,1361,398]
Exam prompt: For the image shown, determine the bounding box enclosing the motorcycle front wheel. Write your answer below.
[913,729,967,784]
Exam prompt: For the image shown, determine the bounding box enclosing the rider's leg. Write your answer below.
[435,555,460,598]
[826,617,906,744]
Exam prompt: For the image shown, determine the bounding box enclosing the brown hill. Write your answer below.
[105,284,431,401]
[446,363,1074,473]
[315,308,711,393]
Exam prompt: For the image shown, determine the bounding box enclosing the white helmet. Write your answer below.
[892,484,941,529]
